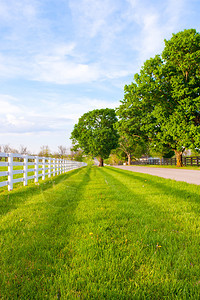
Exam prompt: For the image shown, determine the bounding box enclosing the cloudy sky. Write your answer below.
[0,0,200,154]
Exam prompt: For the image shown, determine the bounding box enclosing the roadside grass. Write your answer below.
[0,166,200,299]
[129,164,200,170]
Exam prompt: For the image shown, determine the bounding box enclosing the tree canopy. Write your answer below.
[116,29,200,166]
[70,108,119,166]
[114,118,147,165]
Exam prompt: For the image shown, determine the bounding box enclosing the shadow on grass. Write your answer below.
[0,167,87,218]
[107,166,200,208]
[0,166,93,299]
[98,166,167,219]
[99,167,200,258]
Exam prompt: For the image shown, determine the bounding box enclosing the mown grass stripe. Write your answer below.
[0,166,200,299]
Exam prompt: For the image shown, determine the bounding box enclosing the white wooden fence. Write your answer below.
[0,152,87,191]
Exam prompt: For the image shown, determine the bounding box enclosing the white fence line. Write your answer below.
[0,152,87,191]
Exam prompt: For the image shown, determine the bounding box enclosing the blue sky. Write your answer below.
[0,0,200,154]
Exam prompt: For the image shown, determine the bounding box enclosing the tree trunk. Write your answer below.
[127,153,131,165]
[99,157,104,167]
[175,150,183,167]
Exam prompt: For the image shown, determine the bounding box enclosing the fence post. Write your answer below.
[59,159,61,174]
[56,159,58,175]
[53,158,56,176]
[23,155,28,186]
[35,156,39,183]
[62,159,65,173]
[8,153,13,191]
[48,157,51,178]
[57,159,59,174]
[42,157,45,180]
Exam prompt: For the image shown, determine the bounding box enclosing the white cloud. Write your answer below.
[0,93,118,136]
[69,0,117,38]
[166,0,186,29]
[52,43,76,57]
[39,96,119,123]
[0,55,22,78]
[125,0,187,64]
[139,13,165,61]
[0,95,22,113]
[8,115,31,126]
[0,49,132,84]
[33,55,101,84]
[0,0,169,84]
[0,0,38,21]
[0,93,120,153]
[33,54,134,84]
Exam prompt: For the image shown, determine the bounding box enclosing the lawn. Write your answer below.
[129,164,200,170]
[0,166,200,299]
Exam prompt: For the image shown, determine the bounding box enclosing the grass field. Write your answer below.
[124,164,200,170]
[0,166,200,299]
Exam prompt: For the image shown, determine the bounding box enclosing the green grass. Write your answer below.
[0,166,200,299]
[0,165,58,192]
[127,164,200,170]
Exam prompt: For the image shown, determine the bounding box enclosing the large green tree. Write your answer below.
[70,108,119,166]
[115,80,150,165]
[114,117,147,165]
[117,29,200,167]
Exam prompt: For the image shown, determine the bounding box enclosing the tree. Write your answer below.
[3,144,12,153]
[118,135,147,165]
[57,145,67,158]
[19,145,30,155]
[73,149,84,162]
[118,29,200,167]
[148,142,175,159]
[114,112,148,165]
[159,29,200,166]
[38,145,51,157]
[70,108,119,166]
[104,149,122,165]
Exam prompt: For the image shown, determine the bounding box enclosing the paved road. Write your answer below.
[113,165,200,185]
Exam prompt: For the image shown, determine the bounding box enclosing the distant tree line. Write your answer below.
[0,144,82,161]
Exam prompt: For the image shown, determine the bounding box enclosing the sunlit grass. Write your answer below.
[0,166,200,299]
[130,164,200,170]
[0,165,55,192]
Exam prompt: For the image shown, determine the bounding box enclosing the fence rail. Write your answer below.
[0,152,87,191]
[131,156,200,166]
